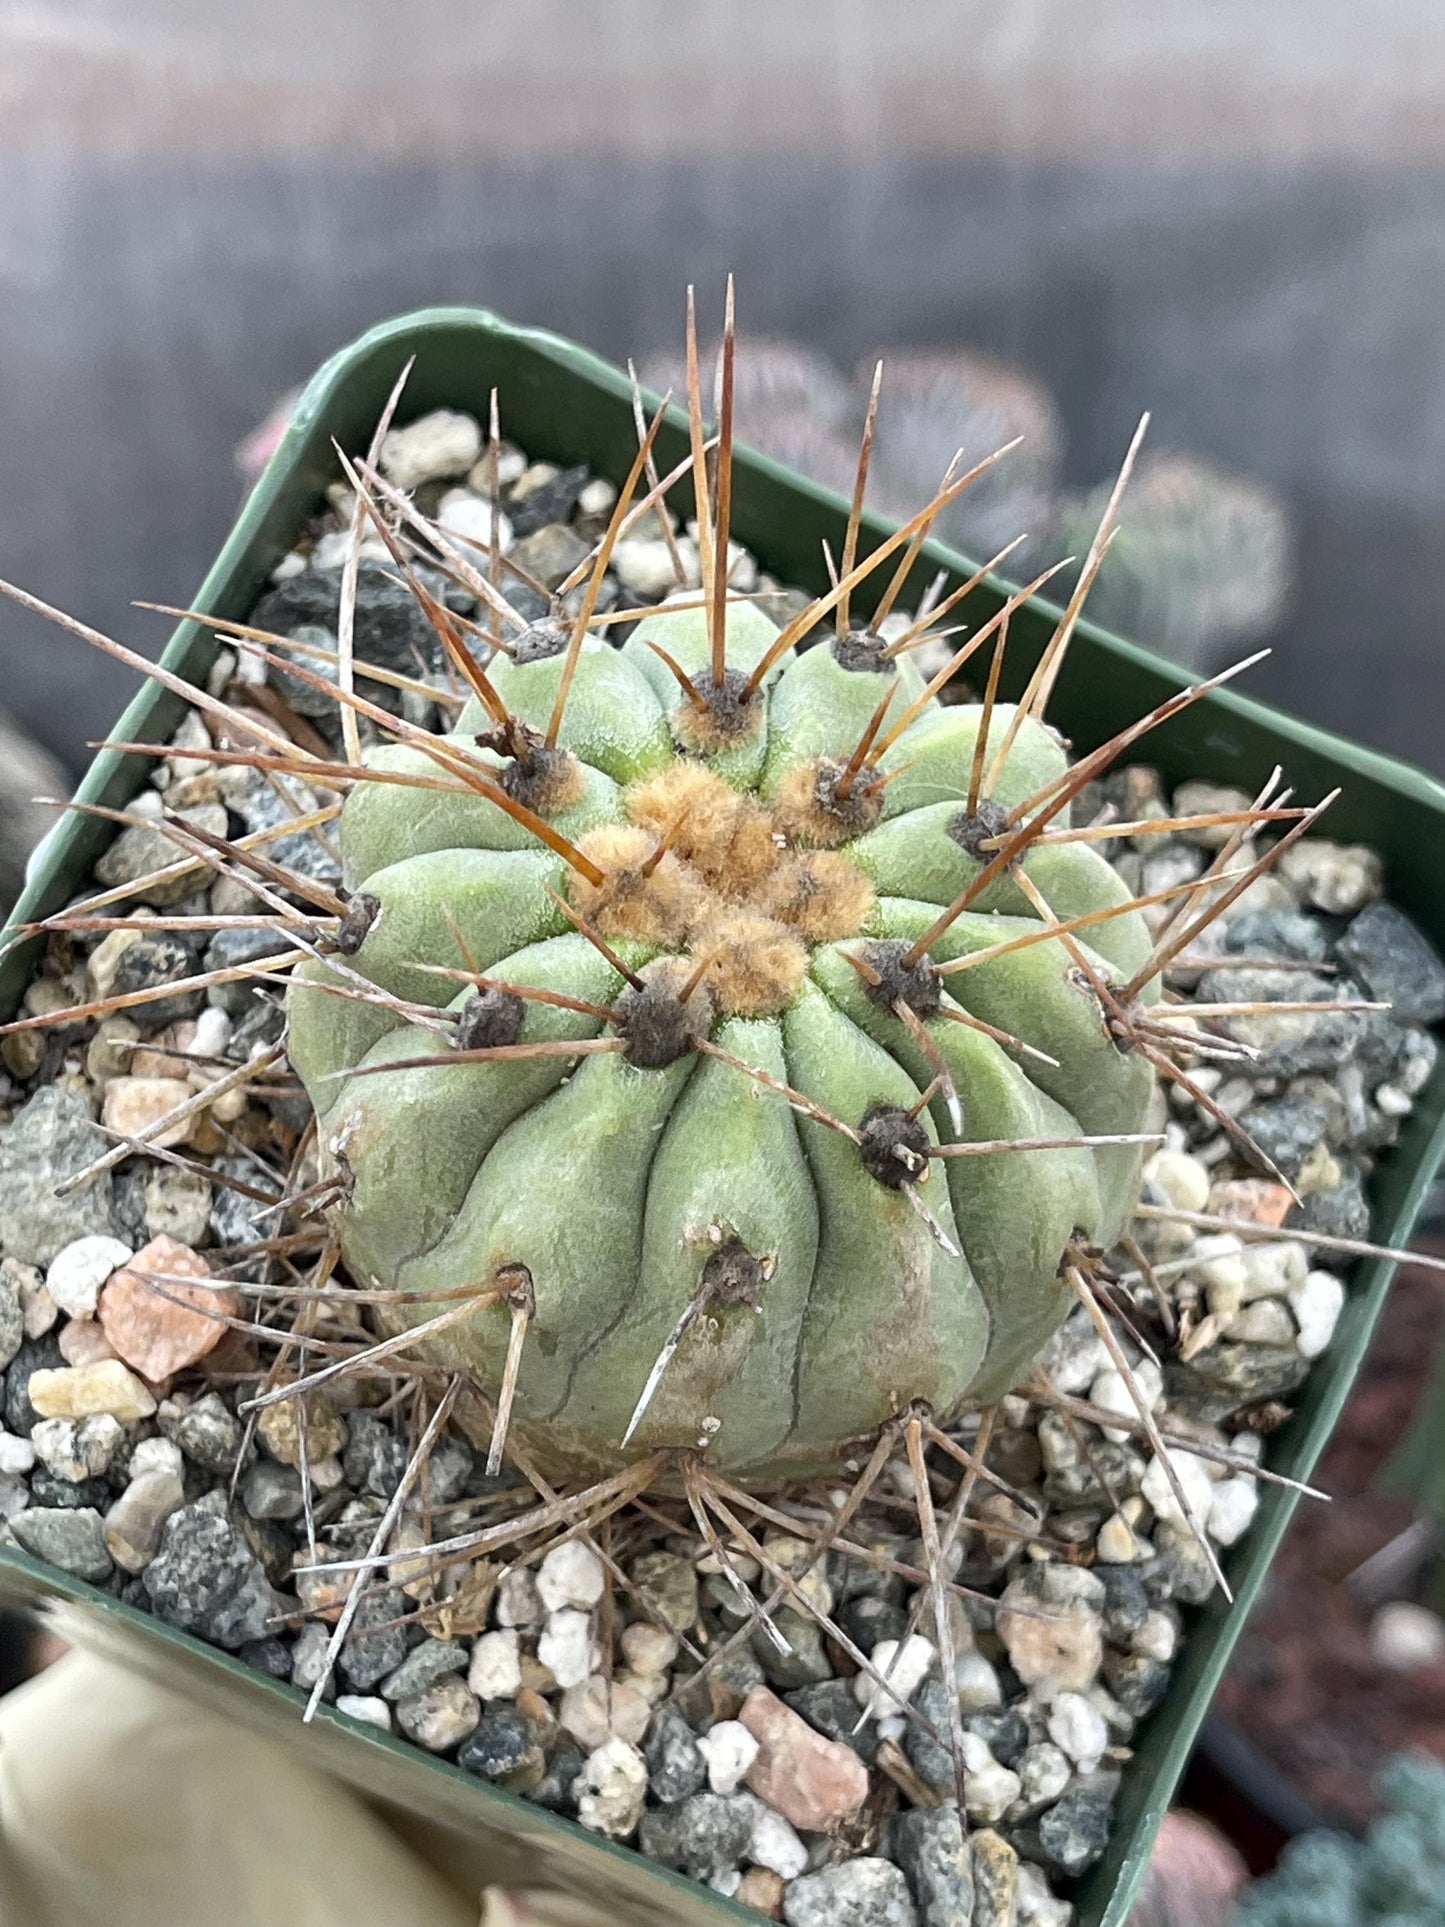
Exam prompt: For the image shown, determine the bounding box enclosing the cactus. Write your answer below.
[280,303,1181,1487]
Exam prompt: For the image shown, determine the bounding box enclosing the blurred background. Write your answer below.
[2,0,1444,814]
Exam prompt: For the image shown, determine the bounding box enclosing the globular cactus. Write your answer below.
[286,517,1161,1481]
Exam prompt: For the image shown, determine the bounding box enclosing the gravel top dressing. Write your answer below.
[2,317,1443,1926]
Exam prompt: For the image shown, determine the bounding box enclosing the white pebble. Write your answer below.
[1141,1446,1215,1530]
[495,1568,543,1627]
[1289,1269,1346,1360]
[1046,1692,1109,1771]
[438,487,513,555]
[335,1695,392,1732]
[1208,1475,1259,1547]
[1376,1083,1413,1117]
[31,1414,123,1482]
[1096,1512,1145,1564]
[1369,1601,1445,1671]
[955,1649,1003,1710]
[696,1719,760,1794]
[746,1799,807,1877]
[1017,1859,1076,1926]
[1239,1241,1309,1301]
[577,477,618,516]
[0,1432,36,1476]
[576,1736,648,1837]
[611,538,686,600]
[619,1621,678,1676]
[44,1236,133,1320]
[467,1629,521,1701]
[1143,1149,1211,1214]
[1132,1611,1179,1663]
[379,409,483,490]
[538,1607,597,1689]
[1087,1359,1162,1441]
[128,1435,184,1481]
[854,1633,935,1717]
[537,1539,607,1612]
[559,1675,651,1751]
[271,550,307,582]
[310,527,388,571]
[960,1733,1023,1823]
[190,1007,233,1060]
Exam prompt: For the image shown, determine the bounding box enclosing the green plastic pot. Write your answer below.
[4,307,1445,1925]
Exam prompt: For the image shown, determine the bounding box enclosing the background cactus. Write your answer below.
[286,364,1165,1481]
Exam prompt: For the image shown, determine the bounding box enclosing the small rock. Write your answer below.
[27,1359,157,1423]
[238,1636,293,1680]
[782,1857,919,1927]
[468,1628,522,1700]
[559,1674,651,1751]
[538,1607,596,1689]
[380,409,483,489]
[697,1718,761,1793]
[756,1606,833,1690]
[142,1502,278,1648]
[961,1736,1024,1824]
[380,1637,468,1702]
[395,1675,480,1753]
[1142,1446,1218,1532]
[104,1467,186,1572]
[241,1459,304,1521]
[44,1235,132,1319]
[256,1396,346,1468]
[495,1568,543,1627]
[970,1830,1019,1927]
[1172,781,1255,848]
[612,539,683,599]
[740,1685,869,1831]
[172,1391,247,1471]
[339,1586,409,1688]
[1208,1474,1259,1547]
[1046,1692,1109,1771]
[530,1739,585,1815]
[341,1409,407,1497]
[639,1790,755,1880]
[644,1704,708,1803]
[894,1805,972,1927]
[30,1414,123,1481]
[536,1537,606,1611]
[290,1623,337,1699]
[1102,1650,1171,1717]
[1290,1173,1371,1242]
[1032,1787,1114,1876]
[738,1868,786,1919]
[10,1505,113,1583]
[0,1088,116,1267]
[511,523,590,590]
[1012,1742,1073,1818]
[100,1076,194,1149]
[785,1679,881,1762]
[57,1320,118,1368]
[745,1798,808,1879]
[996,1565,1105,1692]
[0,1271,23,1370]
[1276,840,1382,915]
[955,1650,1004,1712]
[109,936,206,1034]
[94,806,230,908]
[142,1167,212,1246]
[0,1432,34,1476]
[854,1633,936,1718]
[620,1620,678,1676]
[508,463,588,535]
[1141,1150,1211,1214]
[335,1695,392,1733]
[1369,1600,1445,1670]
[1208,1179,1295,1228]
[1337,901,1445,1024]
[17,1274,58,1340]
[1015,1862,1074,1926]
[437,487,512,556]
[575,1735,648,1837]
[630,1548,700,1631]
[99,1236,237,1378]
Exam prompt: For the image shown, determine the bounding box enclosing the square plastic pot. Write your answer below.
[5,307,1445,1924]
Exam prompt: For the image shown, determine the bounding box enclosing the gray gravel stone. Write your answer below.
[202,928,302,1016]
[1103,1650,1172,1716]
[94,806,230,907]
[530,1738,585,1814]
[110,935,204,1034]
[638,1792,755,1882]
[238,1636,294,1679]
[380,1637,470,1702]
[894,1805,972,1927]
[783,1857,919,1926]
[1338,901,1445,1025]
[4,1333,65,1437]
[343,1409,407,1498]
[142,1503,279,1648]
[1029,1787,1115,1876]
[1290,1169,1371,1240]
[786,1679,882,1763]
[755,1606,833,1689]
[395,1675,480,1753]
[0,1271,25,1371]
[643,1704,707,1803]
[241,1460,305,1521]
[10,1504,113,1582]
[339,1586,410,1688]
[0,1088,115,1267]
[1223,908,1330,964]
[170,1392,246,1474]
[458,1704,547,1783]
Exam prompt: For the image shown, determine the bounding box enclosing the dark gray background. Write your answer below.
[2,2,1442,775]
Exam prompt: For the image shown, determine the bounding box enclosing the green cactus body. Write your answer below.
[287,600,1159,1480]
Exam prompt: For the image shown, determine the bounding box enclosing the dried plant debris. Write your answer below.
[1,285,1442,1925]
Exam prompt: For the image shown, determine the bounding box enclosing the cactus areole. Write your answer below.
[287,597,1160,1481]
